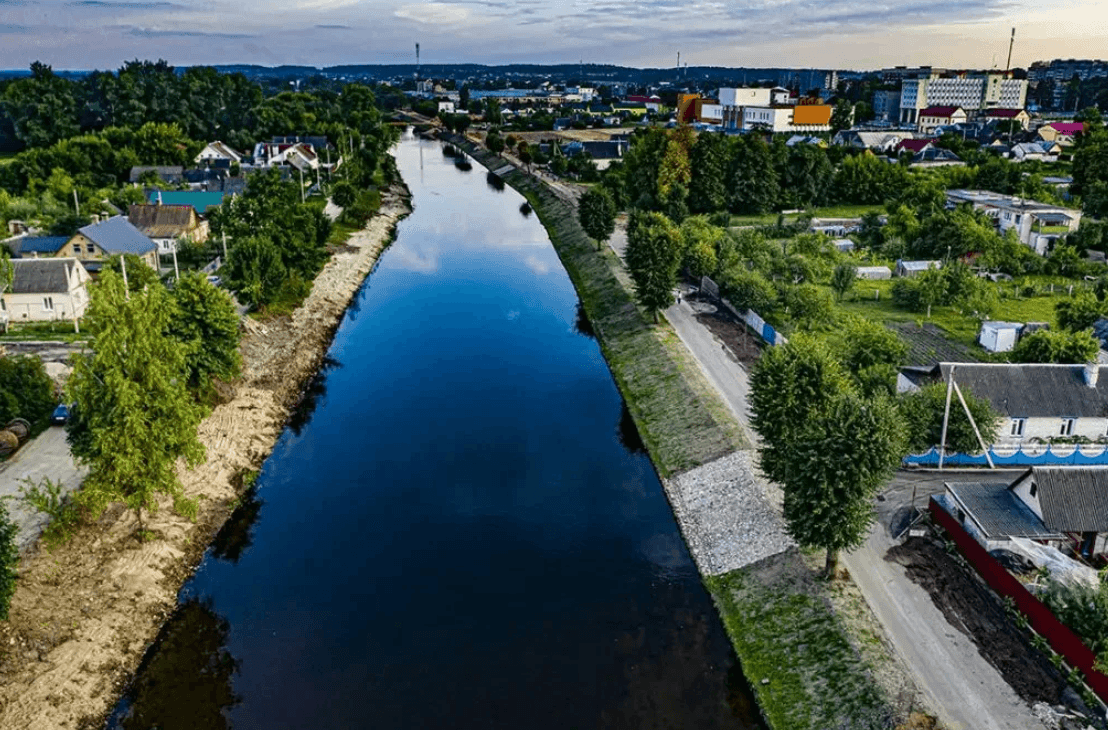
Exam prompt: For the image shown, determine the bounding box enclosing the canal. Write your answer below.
[105,135,759,730]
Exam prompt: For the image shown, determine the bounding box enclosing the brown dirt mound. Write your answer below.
[885,537,1064,705]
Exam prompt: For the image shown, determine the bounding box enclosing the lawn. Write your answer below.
[729,204,884,228]
[832,275,1071,349]
[706,551,895,730]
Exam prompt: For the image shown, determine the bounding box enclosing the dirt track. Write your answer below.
[0,186,411,730]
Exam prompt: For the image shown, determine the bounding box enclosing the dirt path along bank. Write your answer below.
[0,185,411,730]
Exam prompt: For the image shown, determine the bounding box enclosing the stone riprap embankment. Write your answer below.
[664,451,794,576]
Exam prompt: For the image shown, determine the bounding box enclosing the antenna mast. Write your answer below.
[415,43,420,85]
[1005,28,1015,71]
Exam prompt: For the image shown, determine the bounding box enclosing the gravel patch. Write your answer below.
[665,450,794,576]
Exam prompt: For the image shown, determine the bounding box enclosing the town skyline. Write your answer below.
[0,0,1105,71]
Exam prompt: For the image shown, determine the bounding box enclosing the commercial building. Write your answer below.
[897,70,1027,125]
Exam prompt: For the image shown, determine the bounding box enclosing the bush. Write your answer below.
[0,355,55,425]
[0,501,17,619]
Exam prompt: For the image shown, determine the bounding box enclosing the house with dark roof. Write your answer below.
[900,362,1108,447]
[943,467,1108,558]
[1,257,90,324]
[917,105,967,134]
[128,204,209,255]
[984,108,1031,130]
[60,216,158,271]
[895,138,936,155]
[128,166,185,185]
[5,236,70,259]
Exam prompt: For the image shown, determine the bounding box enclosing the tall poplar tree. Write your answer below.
[67,271,205,533]
[625,211,682,323]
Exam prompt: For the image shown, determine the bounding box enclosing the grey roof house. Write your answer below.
[943,467,1108,558]
[1,257,91,325]
[62,216,160,272]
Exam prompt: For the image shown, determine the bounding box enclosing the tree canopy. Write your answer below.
[624,210,682,322]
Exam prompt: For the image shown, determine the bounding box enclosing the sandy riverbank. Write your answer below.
[0,183,411,729]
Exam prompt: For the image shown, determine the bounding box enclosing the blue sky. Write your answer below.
[0,0,1102,70]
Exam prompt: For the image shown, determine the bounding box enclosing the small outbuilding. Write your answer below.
[979,321,1022,353]
[895,260,942,277]
[855,266,892,280]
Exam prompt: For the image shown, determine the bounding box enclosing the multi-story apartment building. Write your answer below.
[872,89,901,123]
[896,70,1027,124]
[1027,59,1108,109]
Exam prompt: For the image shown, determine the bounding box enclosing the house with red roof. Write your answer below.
[624,95,662,112]
[1038,122,1086,146]
[895,138,936,154]
[984,108,1030,130]
[917,105,967,134]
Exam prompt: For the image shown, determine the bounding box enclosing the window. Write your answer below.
[1030,483,1038,498]
[1060,418,1075,436]
[42,296,53,311]
[72,244,81,254]
[1011,418,1026,437]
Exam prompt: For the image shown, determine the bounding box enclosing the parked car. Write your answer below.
[51,403,70,425]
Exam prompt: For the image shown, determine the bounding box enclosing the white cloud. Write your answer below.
[394,2,471,23]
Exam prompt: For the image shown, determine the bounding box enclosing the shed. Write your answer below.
[855,266,890,281]
[832,239,855,253]
[895,260,941,277]
[979,321,1022,353]
[856,266,892,280]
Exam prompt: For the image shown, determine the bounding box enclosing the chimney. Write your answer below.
[90,214,100,225]
[1085,362,1099,388]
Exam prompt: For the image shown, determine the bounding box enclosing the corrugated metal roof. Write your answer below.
[1031,468,1108,532]
[9,258,82,294]
[145,190,226,214]
[76,217,157,256]
[14,236,69,255]
[939,363,1108,418]
[947,481,1061,539]
[128,204,199,238]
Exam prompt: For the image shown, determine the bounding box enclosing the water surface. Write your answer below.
[106,135,759,730]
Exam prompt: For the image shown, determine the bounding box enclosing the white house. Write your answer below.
[916,105,967,134]
[946,189,1081,255]
[1,258,90,323]
[437,100,456,114]
[900,362,1108,447]
[195,141,242,166]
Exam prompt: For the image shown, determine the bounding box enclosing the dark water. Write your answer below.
[105,136,759,730]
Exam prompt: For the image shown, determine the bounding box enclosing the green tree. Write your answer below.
[687,131,730,214]
[0,502,16,621]
[831,317,908,396]
[749,335,852,486]
[830,262,857,301]
[899,381,999,454]
[782,391,905,576]
[330,180,357,210]
[104,254,160,293]
[625,211,682,323]
[678,216,725,278]
[829,99,854,134]
[0,355,55,424]
[169,272,242,393]
[66,271,205,532]
[1057,294,1106,333]
[727,134,779,215]
[719,269,777,315]
[1011,328,1100,364]
[577,186,617,251]
[224,236,287,308]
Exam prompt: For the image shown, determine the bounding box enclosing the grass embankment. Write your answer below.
[450,134,900,730]
[450,136,745,475]
[706,551,893,730]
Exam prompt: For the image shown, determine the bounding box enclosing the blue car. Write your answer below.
[51,404,69,425]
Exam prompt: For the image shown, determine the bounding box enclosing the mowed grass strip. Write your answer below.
[452,138,746,475]
[705,550,894,730]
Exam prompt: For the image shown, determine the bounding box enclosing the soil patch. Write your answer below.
[0,185,411,730]
[690,295,763,368]
[885,537,1064,705]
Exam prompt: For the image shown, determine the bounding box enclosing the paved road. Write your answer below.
[0,426,86,553]
[601,216,1042,728]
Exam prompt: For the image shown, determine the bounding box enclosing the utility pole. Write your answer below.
[120,253,130,301]
[299,167,305,204]
[73,189,80,216]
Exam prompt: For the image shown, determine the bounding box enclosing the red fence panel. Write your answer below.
[929,497,1108,702]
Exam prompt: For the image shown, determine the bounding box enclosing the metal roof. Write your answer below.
[13,236,69,256]
[946,481,1061,539]
[9,258,84,294]
[1030,468,1108,533]
[938,363,1108,418]
[128,204,199,238]
[145,190,227,214]
[76,216,157,256]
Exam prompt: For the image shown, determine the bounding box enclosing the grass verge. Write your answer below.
[705,550,894,730]
[448,135,746,475]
